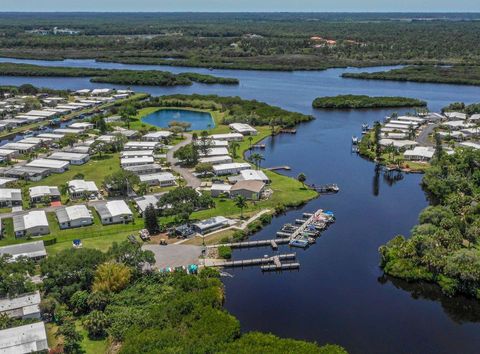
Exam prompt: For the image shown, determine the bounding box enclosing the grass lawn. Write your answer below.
[184,228,236,246]
[0,206,144,254]
[46,322,108,354]
[28,153,120,190]
[192,170,317,220]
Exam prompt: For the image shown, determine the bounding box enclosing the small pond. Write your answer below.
[141,109,215,130]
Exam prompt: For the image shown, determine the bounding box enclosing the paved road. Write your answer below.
[166,133,201,188]
[416,123,438,147]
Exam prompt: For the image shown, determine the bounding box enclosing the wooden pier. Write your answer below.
[250,144,266,149]
[279,128,297,134]
[266,166,291,171]
[210,253,297,268]
[307,184,339,193]
[261,263,300,271]
[208,238,290,250]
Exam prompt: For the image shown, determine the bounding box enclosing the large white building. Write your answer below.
[28,186,61,203]
[213,162,251,176]
[229,123,258,135]
[26,159,70,173]
[48,152,90,165]
[139,172,176,187]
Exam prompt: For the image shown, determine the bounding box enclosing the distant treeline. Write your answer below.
[342,66,480,86]
[0,62,239,86]
[141,94,313,127]
[312,94,427,109]
[1,13,480,70]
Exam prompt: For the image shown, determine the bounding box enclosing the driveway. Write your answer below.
[166,133,201,188]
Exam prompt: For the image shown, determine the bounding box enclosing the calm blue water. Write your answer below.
[1,57,480,354]
[141,108,214,130]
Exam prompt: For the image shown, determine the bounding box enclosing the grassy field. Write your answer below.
[46,322,108,353]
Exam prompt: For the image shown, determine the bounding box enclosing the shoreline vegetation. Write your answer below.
[0,62,239,86]
[312,95,427,109]
[379,148,480,299]
[1,13,480,71]
[342,65,480,86]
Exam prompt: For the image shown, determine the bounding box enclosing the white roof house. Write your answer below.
[193,216,231,234]
[54,128,83,135]
[442,120,474,130]
[28,186,60,201]
[213,162,251,176]
[229,123,258,135]
[36,133,65,141]
[134,194,161,216]
[210,183,232,197]
[387,119,419,127]
[209,133,244,141]
[124,141,160,150]
[379,139,418,150]
[239,169,270,183]
[194,139,229,147]
[121,156,154,167]
[0,188,22,206]
[13,211,50,237]
[56,205,93,229]
[445,112,467,120]
[0,322,48,354]
[198,155,233,165]
[459,141,480,150]
[139,172,176,187]
[469,114,480,121]
[404,146,436,161]
[94,200,133,225]
[67,180,99,198]
[142,131,172,141]
[200,147,230,157]
[26,159,69,173]
[0,177,17,187]
[121,150,154,158]
[397,116,425,123]
[1,143,36,153]
[69,122,94,130]
[0,291,41,320]
[47,152,90,165]
[0,241,46,261]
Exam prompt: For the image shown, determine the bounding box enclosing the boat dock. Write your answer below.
[208,238,290,250]
[266,165,291,171]
[209,253,297,268]
[250,144,266,149]
[307,183,340,193]
[279,128,297,134]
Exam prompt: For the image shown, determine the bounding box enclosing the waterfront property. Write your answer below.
[404,146,436,161]
[193,216,232,235]
[0,291,41,320]
[200,147,230,157]
[230,180,266,200]
[213,162,251,176]
[13,211,50,238]
[209,133,244,141]
[199,155,233,165]
[0,322,48,354]
[55,204,94,229]
[94,200,133,225]
[229,123,258,135]
[0,241,46,261]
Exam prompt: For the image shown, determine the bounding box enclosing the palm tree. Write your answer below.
[230,141,240,158]
[234,195,248,218]
[249,153,264,170]
[248,136,253,147]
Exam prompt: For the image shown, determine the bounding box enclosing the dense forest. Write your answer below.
[342,65,480,86]
[0,62,239,86]
[142,94,314,127]
[380,148,480,298]
[0,13,480,70]
[1,242,346,353]
[312,95,426,109]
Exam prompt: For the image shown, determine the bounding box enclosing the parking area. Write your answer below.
[142,244,203,269]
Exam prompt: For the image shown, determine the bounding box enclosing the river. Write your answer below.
[1,58,480,353]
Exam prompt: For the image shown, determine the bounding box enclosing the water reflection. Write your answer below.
[380,275,480,324]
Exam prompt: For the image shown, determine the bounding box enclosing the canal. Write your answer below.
[1,57,480,353]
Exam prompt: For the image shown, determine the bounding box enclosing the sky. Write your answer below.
[2,0,480,13]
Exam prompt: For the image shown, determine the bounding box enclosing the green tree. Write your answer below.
[83,310,109,339]
[144,204,159,235]
[108,241,155,274]
[103,170,140,197]
[297,173,307,188]
[373,121,382,160]
[249,153,264,170]
[195,162,214,177]
[119,104,136,129]
[230,141,240,158]
[92,262,132,294]
[173,144,199,167]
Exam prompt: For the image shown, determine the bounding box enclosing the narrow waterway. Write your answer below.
[1,57,480,353]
